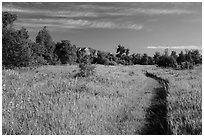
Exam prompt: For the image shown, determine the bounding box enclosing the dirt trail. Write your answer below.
[140,72,171,135]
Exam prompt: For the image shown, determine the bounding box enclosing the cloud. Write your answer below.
[147,46,202,49]
[3,2,197,32]
[52,11,98,18]
[108,8,195,17]
[3,3,196,19]
[2,5,28,13]
[135,8,195,15]
[2,4,98,18]
[14,18,143,30]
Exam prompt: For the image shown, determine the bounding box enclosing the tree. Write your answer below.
[116,44,126,57]
[164,48,169,56]
[170,51,178,60]
[157,55,177,68]
[2,12,17,29]
[36,26,56,64]
[140,53,149,65]
[94,50,109,65]
[29,41,48,66]
[131,53,142,64]
[148,56,154,65]
[3,27,32,67]
[185,51,193,63]
[54,40,77,64]
[153,52,161,64]
[2,12,32,68]
[125,48,130,56]
[177,51,186,65]
[190,50,201,64]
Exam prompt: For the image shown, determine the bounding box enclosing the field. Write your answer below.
[146,65,202,135]
[2,64,160,135]
[2,64,202,135]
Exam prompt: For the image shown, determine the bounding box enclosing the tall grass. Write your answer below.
[146,65,202,135]
[3,65,156,135]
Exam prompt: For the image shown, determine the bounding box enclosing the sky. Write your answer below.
[2,2,202,55]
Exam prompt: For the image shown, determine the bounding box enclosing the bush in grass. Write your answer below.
[77,56,95,77]
[95,56,109,65]
[108,60,117,66]
[181,61,194,69]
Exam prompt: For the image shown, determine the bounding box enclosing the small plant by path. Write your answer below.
[77,56,95,77]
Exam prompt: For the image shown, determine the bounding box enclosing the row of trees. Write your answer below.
[2,12,202,69]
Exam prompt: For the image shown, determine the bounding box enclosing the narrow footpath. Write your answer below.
[140,72,172,135]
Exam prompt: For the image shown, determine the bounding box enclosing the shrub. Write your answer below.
[118,59,127,65]
[181,61,194,69]
[131,53,142,65]
[78,63,95,77]
[108,61,117,66]
[96,57,109,65]
[29,55,48,66]
[157,55,177,68]
[77,56,95,77]
[140,53,149,65]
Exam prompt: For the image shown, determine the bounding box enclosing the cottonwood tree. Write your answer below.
[157,55,177,68]
[170,51,178,60]
[36,26,56,64]
[140,53,149,65]
[190,50,202,64]
[131,53,142,64]
[54,40,77,64]
[153,52,161,64]
[2,12,32,68]
[177,51,186,65]
[2,12,17,29]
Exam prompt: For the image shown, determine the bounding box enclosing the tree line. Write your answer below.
[2,12,202,69]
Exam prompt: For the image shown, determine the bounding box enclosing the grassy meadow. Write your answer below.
[2,64,159,135]
[146,65,202,135]
[2,64,202,135]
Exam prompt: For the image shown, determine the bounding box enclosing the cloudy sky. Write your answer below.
[2,2,202,55]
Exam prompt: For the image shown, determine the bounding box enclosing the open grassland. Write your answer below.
[3,64,159,135]
[146,65,202,135]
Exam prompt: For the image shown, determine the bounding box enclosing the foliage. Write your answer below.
[140,53,149,65]
[177,51,186,65]
[36,26,56,64]
[54,40,77,64]
[157,55,177,68]
[3,26,32,68]
[116,44,130,57]
[76,47,92,64]
[186,50,201,64]
[2,12,17,29]
[94,50,109,65]
[131,53,142,64]
[108,60,118,66]
[181,61,194,69]
[77,56,95,77]
[153,52,161,65]
[2,11,202,69]
[170,51,178,61]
